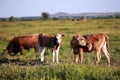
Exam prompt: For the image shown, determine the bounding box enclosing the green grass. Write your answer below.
[0,19,120,80]
[0,64,120,80]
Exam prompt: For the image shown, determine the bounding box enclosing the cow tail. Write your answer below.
[105,34,109,48]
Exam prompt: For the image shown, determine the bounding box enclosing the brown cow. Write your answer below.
[70,33,110,66]
[3,34,39,55]
[38,33,64,63]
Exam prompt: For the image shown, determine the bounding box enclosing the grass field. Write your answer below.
[0,19,120,80]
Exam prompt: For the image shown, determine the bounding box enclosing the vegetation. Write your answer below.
[1,12,120,21]
[0,19,120,80]
[41,12,50,20]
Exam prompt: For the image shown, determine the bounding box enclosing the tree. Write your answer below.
[41,12,49,20]
[9,16,15,21]
[9,16,20,21]
[0,18,8,21]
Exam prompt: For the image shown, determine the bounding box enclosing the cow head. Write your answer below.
[55,34,64,44]
[70,34,87,48]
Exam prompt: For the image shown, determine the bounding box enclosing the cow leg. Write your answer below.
[101,42,110,66]
[79,48,83,65]
[52,50,55,63]
[39,47,46,62]
[99,54,101,61]
[74,53,79,63]
[95,49,101,66]
[55,46,60,63]
[34,46,38,53]
[14,52,17,56]
[20,46,24,55]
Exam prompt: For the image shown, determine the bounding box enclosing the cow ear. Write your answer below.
[72,36,75,39]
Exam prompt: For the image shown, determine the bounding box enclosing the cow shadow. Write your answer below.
[0,54,50,66]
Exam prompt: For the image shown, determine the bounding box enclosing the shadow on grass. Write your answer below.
[0,55,50,66]
[0,53,120,67]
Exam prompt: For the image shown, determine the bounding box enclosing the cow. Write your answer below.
[70,33,110,66]
[38,33,64,63]
[3,34,39,55]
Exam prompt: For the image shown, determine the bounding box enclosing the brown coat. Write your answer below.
[4,34,38,55]
[70,33,110,66]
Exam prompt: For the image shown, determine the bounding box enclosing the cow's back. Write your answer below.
[15,34,38,47]
[83,33,106,51]
[38,33,56,48]
[84,33,106,44]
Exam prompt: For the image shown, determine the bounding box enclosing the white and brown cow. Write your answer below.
[38,33,64,63]
[70,33,110,66]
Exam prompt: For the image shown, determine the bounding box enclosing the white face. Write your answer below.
[56,34,63,44]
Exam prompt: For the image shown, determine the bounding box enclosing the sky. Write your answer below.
[0,0,120,17]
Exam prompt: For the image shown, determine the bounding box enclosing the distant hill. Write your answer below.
[50,12,70,18]
[50,12,120,18]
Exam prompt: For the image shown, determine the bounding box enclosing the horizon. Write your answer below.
[0,0,120,17]
[0,11,120,18]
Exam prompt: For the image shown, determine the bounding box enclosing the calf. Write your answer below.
[3,34,39,55]
[70,33,110,66]
[38,33,64,63]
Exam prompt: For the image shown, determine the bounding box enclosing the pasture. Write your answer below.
[0,19,120,80]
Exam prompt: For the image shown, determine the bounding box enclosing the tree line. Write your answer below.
[0,12,120,22]
[0,12,50,21]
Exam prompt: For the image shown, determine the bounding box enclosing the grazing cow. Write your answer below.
[70,33,110,66]
[3,34,39,55]
[38,33,64,63]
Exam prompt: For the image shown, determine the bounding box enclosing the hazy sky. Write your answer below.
[0,0,120,17]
